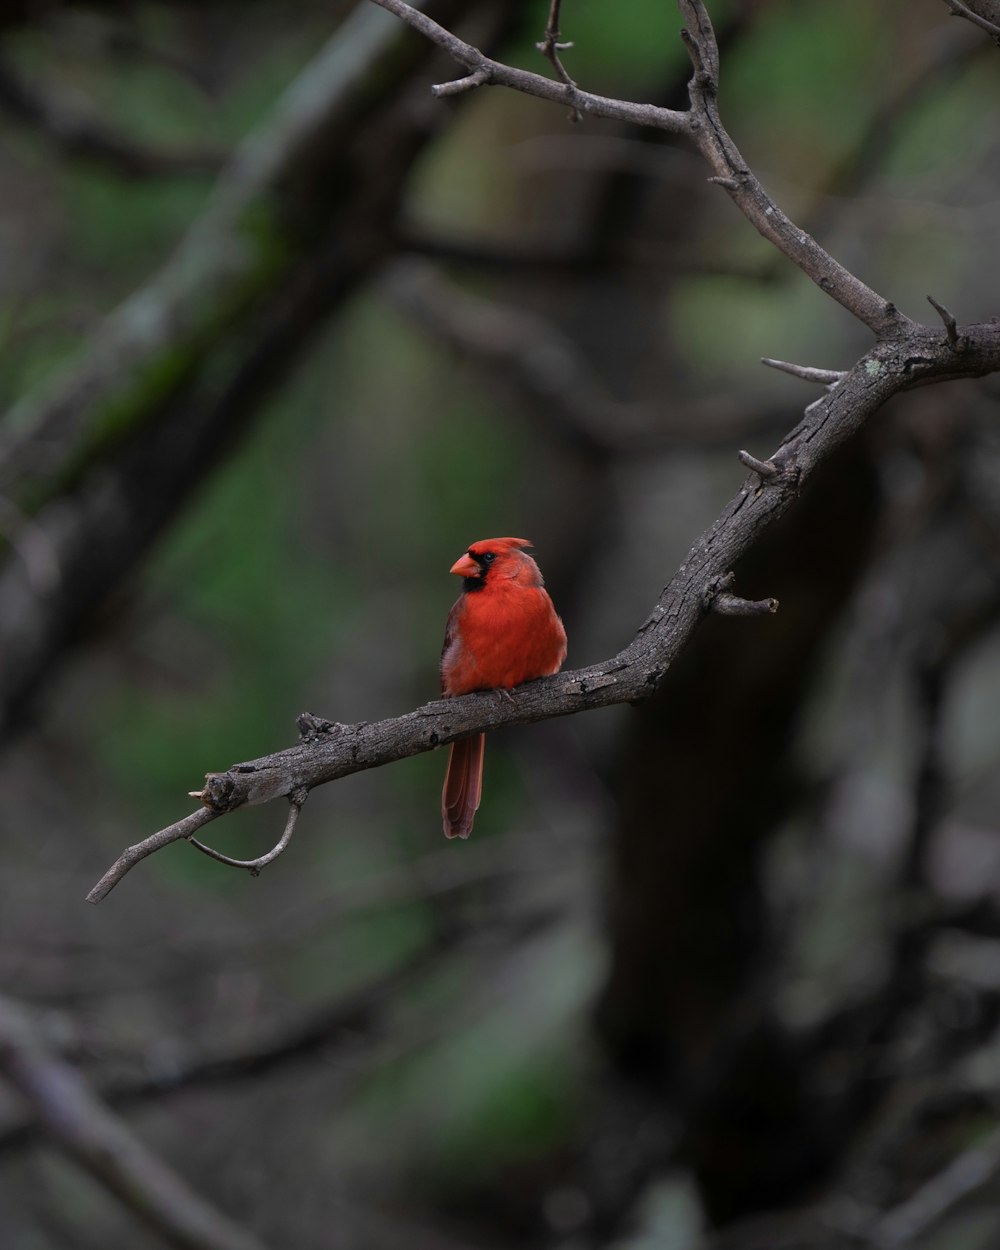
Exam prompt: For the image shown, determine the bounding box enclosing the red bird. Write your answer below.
[440,537,567,840]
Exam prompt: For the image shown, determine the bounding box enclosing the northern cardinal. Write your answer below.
[440,537,567,840]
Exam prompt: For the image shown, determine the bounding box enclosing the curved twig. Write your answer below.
[189,790,306,876]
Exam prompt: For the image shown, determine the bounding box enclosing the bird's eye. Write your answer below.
[481,552,496,565]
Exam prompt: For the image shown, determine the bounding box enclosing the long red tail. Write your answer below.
[442,734,485,839]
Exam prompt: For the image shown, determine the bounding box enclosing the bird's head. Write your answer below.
[450,537,542,590]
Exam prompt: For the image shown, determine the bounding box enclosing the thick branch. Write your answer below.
[0,996,270,1250]
[88,320,1000,901]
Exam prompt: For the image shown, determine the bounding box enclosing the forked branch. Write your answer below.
[370,0,910,335]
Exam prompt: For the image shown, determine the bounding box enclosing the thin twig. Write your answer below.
[761,357,846,385]
[941,0,1000,43]
[537,0,575,85]
[189,790,306,876]
[536,0,581,119]
[86,806,219,904]
[367,0,690,132]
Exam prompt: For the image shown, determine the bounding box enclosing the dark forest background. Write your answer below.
[2,1,1000,1247]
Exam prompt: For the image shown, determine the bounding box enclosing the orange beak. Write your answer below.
[450,553,479,577]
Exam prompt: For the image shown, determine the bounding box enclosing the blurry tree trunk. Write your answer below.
[594,435,883,1225]
[0,0,522,741]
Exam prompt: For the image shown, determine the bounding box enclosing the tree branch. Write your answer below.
[88,321,1000,901]
[0,996,271,1250]
[941,0,1000,44]
[370,0,911,335]
[367,0,689,130]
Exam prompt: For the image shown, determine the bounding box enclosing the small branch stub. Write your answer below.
[738,449,779,480]
[704,572,779,617]
[432,68,490,97]
[714,592,780,617]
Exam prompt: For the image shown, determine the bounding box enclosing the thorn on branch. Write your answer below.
[761,357,846,386]
[432,68,490,97]
[738,449,779,479]
[927,294,962,350]
[707,175,741,191]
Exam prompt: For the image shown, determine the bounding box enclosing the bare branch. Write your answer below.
[675,0,906,334]
[370,0,912,335]
[537,0,575,86]
[86,806,219,904]
[761,357,846,385]
[536,0,581,119]
[367,0,690,132]
[0,996,270,1250]
[941,0,1000,44]
[87,320,1000,901]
